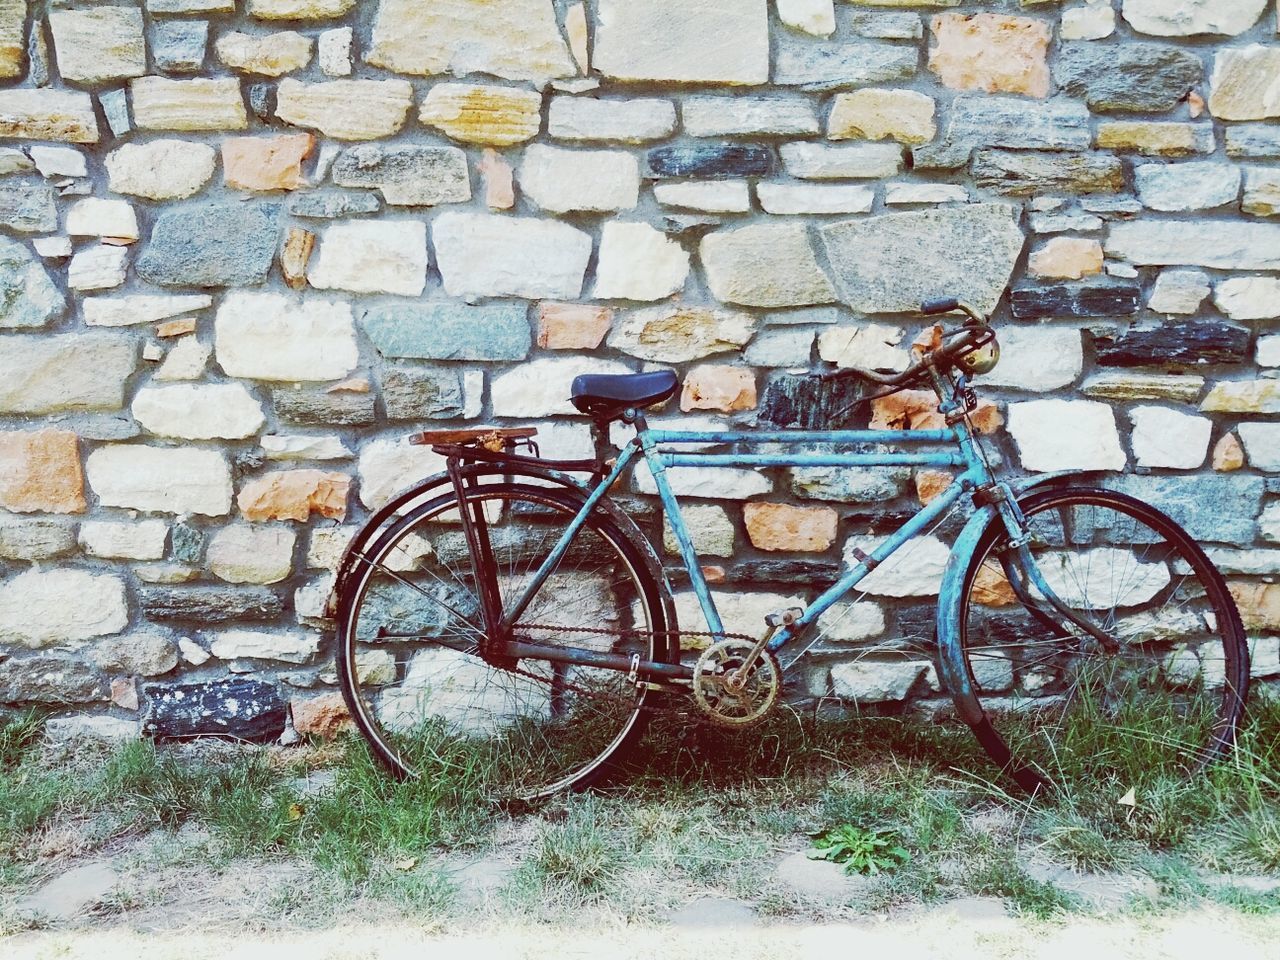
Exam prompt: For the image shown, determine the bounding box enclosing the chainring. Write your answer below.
[692,639,783,727]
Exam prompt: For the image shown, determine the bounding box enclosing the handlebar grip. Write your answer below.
[920,297,960,316]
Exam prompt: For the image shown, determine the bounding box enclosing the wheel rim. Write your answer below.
[339,486,661,802]
[961,490,1247,794]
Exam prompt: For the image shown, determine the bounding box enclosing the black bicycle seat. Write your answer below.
[569,370,679,418]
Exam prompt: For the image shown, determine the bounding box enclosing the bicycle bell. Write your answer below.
[958,336,1000,376]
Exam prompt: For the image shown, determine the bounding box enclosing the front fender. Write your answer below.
[934,470,1095,724]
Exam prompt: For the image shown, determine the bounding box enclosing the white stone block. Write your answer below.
[593,222,690,301]
[215,290,358,382]
[1129,405,1212,469]
[79,519,169,560]
[517,144,640,213]
[86,445,232,516]
[132,383,266,440]
[1007,399,1127,472]
[0,569,129,648]
[308,220,428,297]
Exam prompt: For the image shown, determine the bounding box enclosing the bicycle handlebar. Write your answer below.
[818,300,994,389]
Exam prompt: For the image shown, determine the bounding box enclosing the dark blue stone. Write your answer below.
[1093,322,1250,367]
[646,144,773,179]
[1011,283,1141,319]
[143,678,286,741]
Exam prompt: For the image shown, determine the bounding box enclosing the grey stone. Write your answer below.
[773,41,917,91]
[272,387,376,426]
[143,677,286,741]
[0,517,77,561]
[331,144,470,207]
[915,97,1092,170]
[0,333,138,414]
[139,586,284,623]
[700,222,836,308]
[1105,220,1280,270]
[248,83,273,122]
[361,303,531,361]
[1023,862,1157,910]
[973,150,1125,196]
[0,181,58,233]
[15,862,118,920]
[100,89,131,138]
[0,655,104,705]
[1104,474,1262,544]
[819,203,1024,315]
[791,464,910,502]
[846,11,922,40]
[137,201,279,288]
[1226,124,1280,159]
[380,366,466,420]
[152,20,208,73]
[287,190,381,219]
[0,236,66,329]
[90,633,179,676]
[1054,42,1202,113]
[1135,161,1241,211]
[170,521,204,564]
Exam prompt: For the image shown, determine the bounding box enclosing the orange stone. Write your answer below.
[681,366,756,413]
[1027,237,1104,281]
[222,132,314,191]
[929,13,1051,98]
[972,564,1016,607]
[238,470,350,522]
[157,317,197,338]
[1188,91,1206,119]
[1228,581,1280,631]
[0,429,86,515]
[327,377,370,393]
[537,302,612,349]
[479,148,515,210]
[870,389,1002,434]
[743,502,838,553]
[702,565,727,583]
[281,226,315,290]
[1212,432,1244,471]
[291,693,353,740]
[915,470,953,505]
[111,677,139,711]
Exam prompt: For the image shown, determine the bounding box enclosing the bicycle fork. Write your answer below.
[991,492,1119,653]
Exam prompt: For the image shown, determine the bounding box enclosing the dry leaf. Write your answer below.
[911,324,943,359]
[287,803,305,821]
[1118,787,1137,807]
[393,857,418,872]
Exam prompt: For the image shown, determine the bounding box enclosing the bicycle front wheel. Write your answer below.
[335,481,672,803]
[956,486,1249,795]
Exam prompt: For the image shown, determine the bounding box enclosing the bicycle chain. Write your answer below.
[505,622,761,723]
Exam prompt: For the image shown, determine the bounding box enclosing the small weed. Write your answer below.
[808,824,911,876]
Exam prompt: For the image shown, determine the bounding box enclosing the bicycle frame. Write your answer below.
[497,375,1035,678]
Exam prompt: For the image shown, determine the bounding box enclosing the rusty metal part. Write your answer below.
[692,639,783,728]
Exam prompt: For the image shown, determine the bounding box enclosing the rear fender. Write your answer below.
[324,463,679,658]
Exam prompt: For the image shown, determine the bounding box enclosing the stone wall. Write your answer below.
[2,0,1280,740]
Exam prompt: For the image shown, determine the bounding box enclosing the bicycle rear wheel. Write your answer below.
[334,481,672,803]
[955,486,1248,795]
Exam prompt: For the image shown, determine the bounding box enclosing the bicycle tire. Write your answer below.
[335,480,674,803]
[953,485,1249,795]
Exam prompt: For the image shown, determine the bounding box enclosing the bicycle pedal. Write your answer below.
[765,607,804,628]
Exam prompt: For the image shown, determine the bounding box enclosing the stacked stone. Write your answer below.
[1,0,1280,740]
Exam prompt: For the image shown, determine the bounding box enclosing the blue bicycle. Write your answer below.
[331,300,1249,802]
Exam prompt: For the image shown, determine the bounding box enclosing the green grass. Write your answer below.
[0,691,1276,924]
